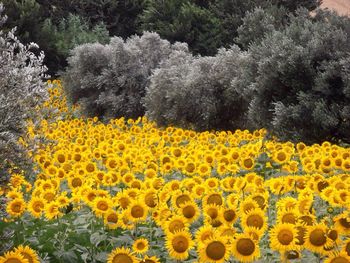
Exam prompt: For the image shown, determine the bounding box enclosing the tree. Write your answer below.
[144,46,248,131]
[0,3,48,187]
[64,32,188,119]
[139,0,222,55]
[231,9,350,143]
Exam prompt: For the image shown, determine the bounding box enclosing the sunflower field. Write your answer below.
[1,80,350,263]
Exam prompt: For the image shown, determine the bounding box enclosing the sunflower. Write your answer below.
[164,215,189,234]
[27,197,45,218]
[0,250,29,263]
[241,208,267,235]
[203,204,222,222]
[140,189,158,209]
[45,201,62,220]
[106,247,138,263]
[199,236,230,263]
[270,223,298,252]
[132,238,149,255]
[324,251,350,263]
[127,200,148,223]
[231,233,260,262]
[93,197,112,217]
[103,210,120,229]
[165,230,194,261]
[221,207,238,225]
[304,223,331,254]
[179,201,200,224]
[240,157,255,170]
[6,198,26,217]
[15,245,40,263]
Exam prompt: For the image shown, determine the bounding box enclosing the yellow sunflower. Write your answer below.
[231,233,260,262]
[198,236,230,263]
[28,197,45,218]
[241,208,267,235]
[6,198,26,217]
[127,200,149,223]
[15,245,40,263]
[179,201,200,224]
[132,238,149,255]
[106,247,138,263]
[165,230,194,261]
[304,223,331,254]
[270,223,299,252]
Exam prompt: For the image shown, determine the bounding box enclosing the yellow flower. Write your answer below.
[132,238,149,254]
[165,230,194,261]
[28,197,45,218]
[304,223,331,255]
[6,198,26,217]
[270,223,299,252]
[127,200,148,223]
[231,233,260,262]
[198,236,230,263]
[241,208,267,235]
[15,245,40,263]
[139,255,160,263]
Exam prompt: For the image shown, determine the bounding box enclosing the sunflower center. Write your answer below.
[137,242,146,250]
[131,205,144,218]
[33,202,44,212]
[207,194,222,206]
[340,218,350,229]
[207,208,218,219]
[243,158,253,169]
[145,193,157,208]
[206,241,226,260]
[12,203,22,213]
[172,236,189,253]
[112,254,133,263]
[107,213,118,223]
[236,238,255,256]
[182,205,195,218]
[309,229,327,246]
[223,210,236,222]
[246,214,263,229]
[330,257,350,263]
[282,213,296,224]
[277,229,294,245]
[71,178,82,187]
[96,201,107,211]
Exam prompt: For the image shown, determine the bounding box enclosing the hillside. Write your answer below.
[322,0,350,16]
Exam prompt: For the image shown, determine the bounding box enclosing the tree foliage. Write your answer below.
[0,3,48,185]
[64,32,187,119]
[232,9,350,143]
[144,46,248,130]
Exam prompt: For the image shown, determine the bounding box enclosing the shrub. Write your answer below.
[232,9,350,143]
[64,31,188,119]
[0,3,48,185]
[144,46,248,131]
